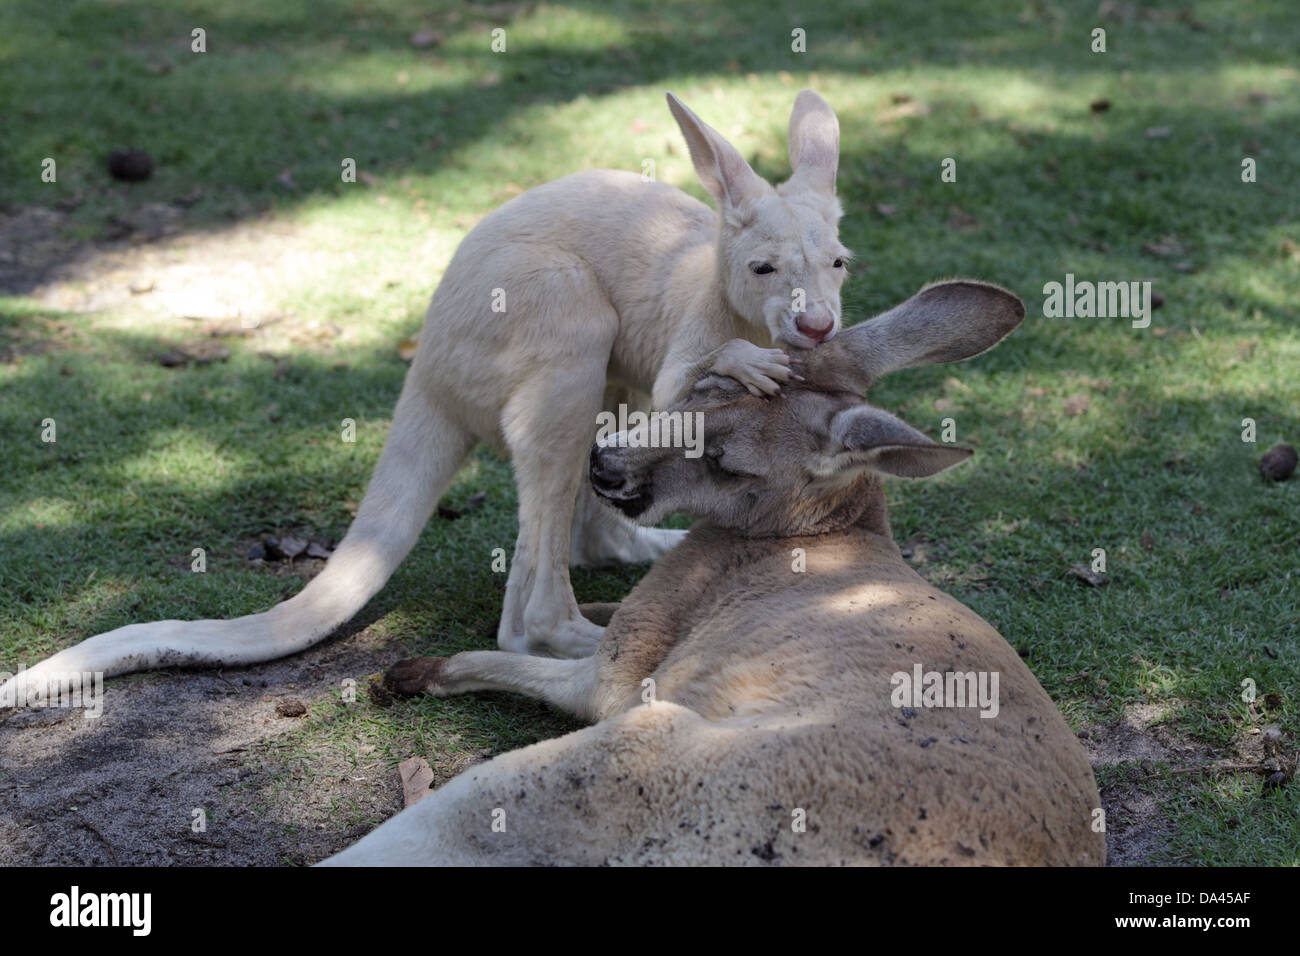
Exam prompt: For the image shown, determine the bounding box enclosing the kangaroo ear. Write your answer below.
[822,404,972,479]
[666,92,769,215]
[786,90,839,194]
[803,279,1026,395]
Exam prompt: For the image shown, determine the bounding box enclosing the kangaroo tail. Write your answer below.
[0,379,474,707]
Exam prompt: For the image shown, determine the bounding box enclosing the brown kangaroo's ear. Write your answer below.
[819,404,972,479]
[786,89,839,195]
[666,92,769,215]
[803,280,1026,395]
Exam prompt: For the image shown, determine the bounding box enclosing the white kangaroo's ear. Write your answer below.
[804,279,1026,395]
[666,92,769,214]
[823,404,972,479]
[787,89,839,195]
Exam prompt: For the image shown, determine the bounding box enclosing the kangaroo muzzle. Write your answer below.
[589,444,653,517]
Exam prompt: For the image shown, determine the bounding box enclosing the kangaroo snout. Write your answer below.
[795,310,836,342]
[589,444,627,493]
[589,443,652,516]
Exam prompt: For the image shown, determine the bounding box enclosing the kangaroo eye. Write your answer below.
[833,258,845,269]
[751,263,775,275]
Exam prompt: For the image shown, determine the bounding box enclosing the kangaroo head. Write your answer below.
[667,90,849,349]
[590,280,1026,537]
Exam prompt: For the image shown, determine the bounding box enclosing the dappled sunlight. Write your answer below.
[1,495,78,533]
[114,427,251,489]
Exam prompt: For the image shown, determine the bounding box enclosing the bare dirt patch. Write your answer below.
[0,622,421,867]
[1083,702,1212,866]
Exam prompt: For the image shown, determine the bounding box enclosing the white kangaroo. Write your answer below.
[324,280,1106,867]
[1,90,852,704]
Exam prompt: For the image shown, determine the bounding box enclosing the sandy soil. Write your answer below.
[0,616,409,867]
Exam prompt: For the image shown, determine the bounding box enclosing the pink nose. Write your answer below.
[796,314,834,342]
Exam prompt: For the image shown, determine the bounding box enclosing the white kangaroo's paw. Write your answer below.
[570,484,685,566]
[533,616,604,660]
[625,526,687,562]
[710,339,793,396]
[538,616,603,660]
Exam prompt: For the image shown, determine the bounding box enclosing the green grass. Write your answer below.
[2,0,1298,865]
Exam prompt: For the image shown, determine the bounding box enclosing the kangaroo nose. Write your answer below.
[796,314,833,342]
[589,446,626,493]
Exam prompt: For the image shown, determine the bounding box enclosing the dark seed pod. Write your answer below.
[1259,443,1297,482]
[108,149,155,182]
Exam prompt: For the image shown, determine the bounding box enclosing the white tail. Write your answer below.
[1,378,473,704]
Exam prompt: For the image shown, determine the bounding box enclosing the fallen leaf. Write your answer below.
[306,539,333,560]
[877,98,929,123]
[157,342,230,368]
[397,337,418,361]
[1063,393,1090,416]
[946,206,981,231]
[263,535,308,560]
[1069,563,1108,587]
[399,757,437,807]
[1142,235,1184,258]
